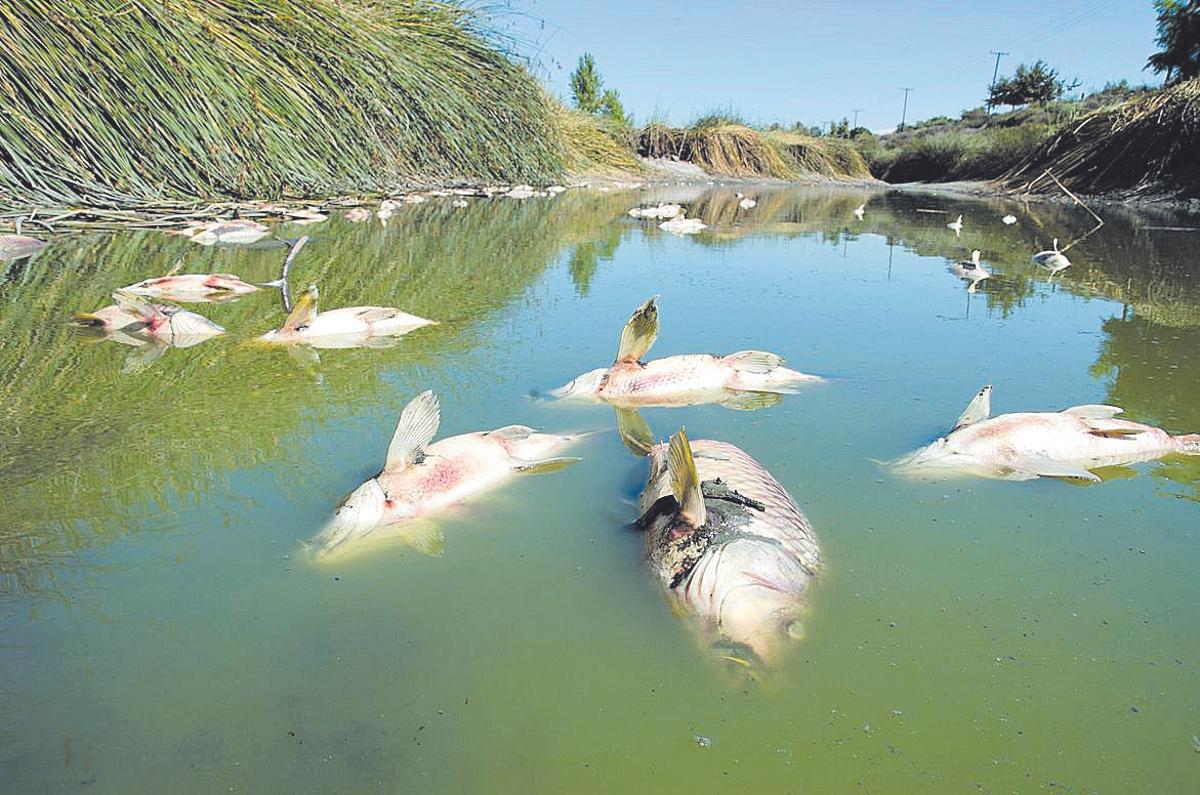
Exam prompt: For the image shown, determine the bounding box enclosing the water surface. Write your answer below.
[2,186,1198,792]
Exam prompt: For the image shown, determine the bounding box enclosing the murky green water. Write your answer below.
[2,186,1198,793]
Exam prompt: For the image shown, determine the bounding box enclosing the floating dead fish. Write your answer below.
[738,198,757,210]
[506,185,536,199]
[402,194,426,204]
[285,208,327,225]
[451,199,469,208]
[310,391,587,561]
[628,203,682,220]
[551,297,819,408]
[258,284,436,348]
[948,250,991,293]
[853,204,865,220]
[947,214,963,236]
[74,291,225,345]
[344,208,371,222]
[659,215,707,235]
[1033,238,1071,275]
[891,385,1200,482]
[0,232,48,261]
[1002,214,1017,225]
[635,427,821,668]
[174,219,270,246]
[546,185,567,195]
[119,273,261,302]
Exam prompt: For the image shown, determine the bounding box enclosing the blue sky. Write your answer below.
[501,0,1161,131]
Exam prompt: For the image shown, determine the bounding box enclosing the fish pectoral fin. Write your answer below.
[286,344,322,369]
[721,350,784,374]
[385,390,441,469]
[396,519,444,558]
[1087,427,1144,439]
[111,290,161,322]
[718,390,783,411]
[668,428,707,527]
[1062,404,1124,419]
[1010,453,1101,482]
[514,457,582,475]
[951,384,992,431]
[615,296,659,364]
[121,341,169,374]
[487,424,536,440]
[614,407,655,456]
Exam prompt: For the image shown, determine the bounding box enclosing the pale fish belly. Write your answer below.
[599,356,731,401]
[301,308,429,341]
[965,414,1178,469]
[379,435,512,513]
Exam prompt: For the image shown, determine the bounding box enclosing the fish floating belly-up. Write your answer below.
[119,273,262,302]
[635,428,822,668]
[892,385,1200,482]
[551,297,820,409]
[259,285,437,349]
[312,391,588,561]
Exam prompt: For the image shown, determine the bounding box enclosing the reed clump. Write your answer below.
[638,123,795,178]
[0,0,563,206]
[1004,79,1200,198]
[555,107,642,175]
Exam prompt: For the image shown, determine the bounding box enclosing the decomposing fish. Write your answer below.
[947,214,964,235]
[551,297,819,408]
[311,391,587,560]
[0,232,48,261]
[634,427,821,668]
[892,385,1200,482]
[119,273,261,302]
[74,291,224,356]
[451,199,469,208]
[258,284,436,348]
[628,203,683,220]
[948,249,991,292]
[344,208,371,222]
[1033,238,1071,275]
[659,215,707,235]
[1002,214,1017,225]
[173,219,270,246]
[738,198,757,210]
[853,203,866,220]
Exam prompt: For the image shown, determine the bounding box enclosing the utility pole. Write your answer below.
[824,119,837,137]
[986,50,1009,113]
[899,88,913,130]
[851,108,862,130]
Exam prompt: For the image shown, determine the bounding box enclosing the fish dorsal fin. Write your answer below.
[385,390,440,469]
[952,384,992,431]
[111,290,161,322]
[1061,404,1123,419]
[615,296,659,364]
[722,350,784,374]
[282,284,319,332]
[668,428,706,528]
[971,250,981,265]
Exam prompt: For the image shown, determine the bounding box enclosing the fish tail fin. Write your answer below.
[615,296,659,364]
[1175,434,1200,455]
[71,312,106,328]
[668,427,706,527]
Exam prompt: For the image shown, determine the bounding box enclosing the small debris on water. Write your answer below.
[694,734,713,748]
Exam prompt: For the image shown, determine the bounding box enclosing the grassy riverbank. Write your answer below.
[0,0,563,206]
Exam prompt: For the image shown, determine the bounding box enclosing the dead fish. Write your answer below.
[892,385,1200,482]
[659,215,707,235]
[285,208,327,225]
[629,203,682,220]
[1033,238,1071,275]
[635,427,821,668]
[1002,214,1017,225]
[738,198,757,210]
[344,208,371,222]
[451,199,469,209]
[853,203,866,220]
[119,273,261,302]
[0,233,48,261]
[173,219,270,246]
[948,250,991,292]
[551,297,820,408]
[74,291,225,346]
[947,214,963,235]
[258,284,436,348]
[311,391,586,560]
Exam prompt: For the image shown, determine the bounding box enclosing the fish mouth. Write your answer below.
[547,368,607,400]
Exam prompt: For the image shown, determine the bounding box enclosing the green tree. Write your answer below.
[599,89,629,126]
[570,53,603,113]
[987,60,1063,109]
[1146,0,1200,84]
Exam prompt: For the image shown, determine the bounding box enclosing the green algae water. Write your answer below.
[2,187,1198,793]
